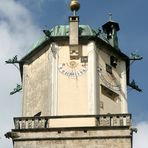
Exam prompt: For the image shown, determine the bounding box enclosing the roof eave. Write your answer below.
[19,35,130,84]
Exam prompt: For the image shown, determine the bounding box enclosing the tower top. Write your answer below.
[69,0,80,16]
[102,13,120,33]
[102,13,120,49]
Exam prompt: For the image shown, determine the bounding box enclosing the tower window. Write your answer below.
[81,56,88,63]
[110,56,118,68]
[101,85,119,102]
[106,64,112,74]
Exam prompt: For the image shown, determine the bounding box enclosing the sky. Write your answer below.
[0,0,147,147]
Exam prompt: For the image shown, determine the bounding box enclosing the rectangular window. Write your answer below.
[101,85,119,102]
[81,56,88,63]
[110,56,118,68]
[106,64,112,74]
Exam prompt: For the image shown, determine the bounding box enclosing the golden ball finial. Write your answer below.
[70,0,80,12]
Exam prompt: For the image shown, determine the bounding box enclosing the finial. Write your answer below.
[69,0,80,16]
[108,13,112,21]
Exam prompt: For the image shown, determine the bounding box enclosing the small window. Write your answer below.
[101,85,119,102]
[110,56,118,68]
[81,56,88,63]
[72,17,76,21]
[106,64,112,74]
[70,16,79,21]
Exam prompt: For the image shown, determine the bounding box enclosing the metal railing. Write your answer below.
[13,114,131,130]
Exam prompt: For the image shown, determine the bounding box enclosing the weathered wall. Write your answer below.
[14,138,131,148]
[98,47,127,114]
[22,45,51,116]
[13,128,132,148]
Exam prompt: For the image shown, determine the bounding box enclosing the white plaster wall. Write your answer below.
[120,61,128,113]
[87,41,99,114]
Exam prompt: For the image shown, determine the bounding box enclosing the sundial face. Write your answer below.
[58,61,87,79]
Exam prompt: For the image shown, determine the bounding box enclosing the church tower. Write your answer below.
[6,1,134,147]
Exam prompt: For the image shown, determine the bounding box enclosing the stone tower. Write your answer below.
[6,1,133,148]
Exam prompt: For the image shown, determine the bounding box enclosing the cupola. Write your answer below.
[102,13,120,49]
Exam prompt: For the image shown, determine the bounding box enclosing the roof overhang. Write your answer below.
[19,35,130,84]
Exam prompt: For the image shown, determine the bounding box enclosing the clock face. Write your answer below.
[58,61,87,78]
[97,65,121,91]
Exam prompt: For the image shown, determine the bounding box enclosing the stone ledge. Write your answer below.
[11,127,132,141]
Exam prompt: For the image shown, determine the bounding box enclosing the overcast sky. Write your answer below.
[0,0,147,147]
